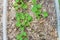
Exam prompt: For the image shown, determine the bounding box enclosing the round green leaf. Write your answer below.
[19,27,24,31]
[32,0,36,4]
[15,0,19,3]
[32,6,37,13]
[16,22,21,27]
[43,11,48,18]
[21,32,27,36]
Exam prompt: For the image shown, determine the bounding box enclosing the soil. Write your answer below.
[7,0,58,40]
[0,0,3,40]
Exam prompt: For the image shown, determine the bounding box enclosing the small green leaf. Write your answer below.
[32,0,36,4]
[16,16,20,21]
[22,21,26,25]
[16,13,19,17]
[37,4,42,9]
[16,35,20,40]
[19,27,24,31]
[21,32,27,36]
[25,13,29,17]
[16,13,20,21]
[21,3,28,9]
[32,6,37,13]
[21,15,25,19]
[15,0,19,3]
[43,11,48,18]
[16,22,21,27]
[20,0,23,2]
[19,38,23,40]
[27,16,32,22]
[34,10,41,20]
[33,4,42,9]
[13,2,18,7]
[15,7,19,10]
[16,34,21,40]
[25,22,30,27]
[19,13,25,19]
[35,10,41,15]
[23,4,28,9]
[16,34,23,40]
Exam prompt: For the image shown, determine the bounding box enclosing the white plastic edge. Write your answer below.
[54,0,60,40]
[3,0,8,40]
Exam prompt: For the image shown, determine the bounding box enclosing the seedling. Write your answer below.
[15,12,33,40]
[16,22,21,27]
[14,0,48,40]
[16,13,32,27]
[14,0,28,10]
[32,6,37,13]
[32,0,36,4]
[13,2,18,7]
[43,11,48,18]
[21,3,28,9]
[16,31,28,40]
[31,0,48,20]
[15,0,19,3]
[31,4,42,19]
[14,0,32,40]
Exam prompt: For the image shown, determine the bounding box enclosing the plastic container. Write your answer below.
[54,0,60,40]
[2,0,60,40]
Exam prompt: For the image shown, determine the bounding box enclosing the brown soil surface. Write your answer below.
[7,0,58,40]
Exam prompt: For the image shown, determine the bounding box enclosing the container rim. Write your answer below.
[54,0,60,40]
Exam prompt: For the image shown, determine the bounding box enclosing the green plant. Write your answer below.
[15,12,33,40]
[20,3,28,9]
[32,0,36,4]
[15,0,19,3]
[43,11,48,18]
[31,0,48,20]
[16,31,28,40]
[14,0,32,40]
[16,13,33,28]
[13,2,19,10]
[31,4,42,20]
[13,0,28,10]
[32,4,42,12]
